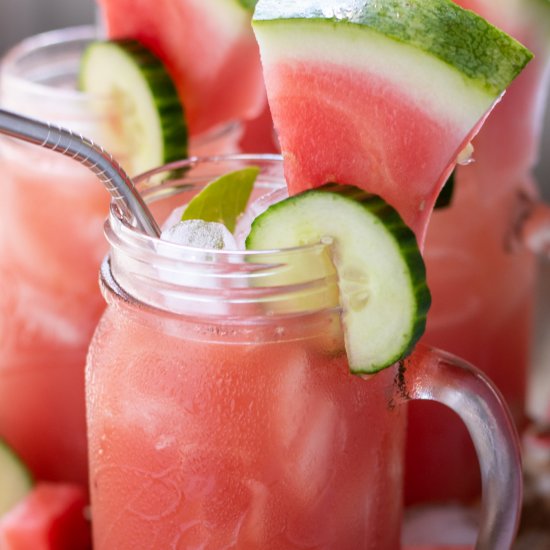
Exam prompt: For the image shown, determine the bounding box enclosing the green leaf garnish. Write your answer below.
[181,167,259,232]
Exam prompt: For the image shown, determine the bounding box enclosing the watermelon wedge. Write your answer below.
[97,0,266,135]
[252,0,533,243]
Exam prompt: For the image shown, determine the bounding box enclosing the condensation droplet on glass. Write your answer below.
[457,142,475,165]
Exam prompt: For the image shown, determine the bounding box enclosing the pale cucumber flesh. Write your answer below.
[246,184,431,374]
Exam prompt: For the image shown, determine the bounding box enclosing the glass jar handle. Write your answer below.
[393,344,522,550]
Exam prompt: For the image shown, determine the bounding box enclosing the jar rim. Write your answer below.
[0,26,105,106]
[104,154,341,317]
[106,153,330,258]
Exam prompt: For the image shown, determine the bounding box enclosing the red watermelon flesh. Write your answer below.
[97,0,266,135]
[267,60,471,241]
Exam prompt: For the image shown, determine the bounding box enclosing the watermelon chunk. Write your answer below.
[252,0,533,242]
[97,0,266,135]
[0,483,91,550]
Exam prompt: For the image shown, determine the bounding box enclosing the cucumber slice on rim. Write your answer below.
[245,184,431,374]
[0,439,33,517]
[79,39,188,175]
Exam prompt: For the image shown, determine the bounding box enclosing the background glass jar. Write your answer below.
[0,25,242,488]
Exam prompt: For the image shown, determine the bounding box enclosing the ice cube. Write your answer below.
[161,219,237,250]
[143,219,239,316]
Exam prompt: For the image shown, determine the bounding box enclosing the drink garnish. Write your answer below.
[79,39,188,176]
[246,184,431,374]
[181,167,259,232]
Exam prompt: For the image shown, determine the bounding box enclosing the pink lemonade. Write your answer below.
[87,300,404,549]
[0,27,243,489]
[405,1,550,503]
[85,156,524,549]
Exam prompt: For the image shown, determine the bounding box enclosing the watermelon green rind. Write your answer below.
[252,0,534,239]
[253,0,533,97]
[466,0,550,40]
[113,40,189,165]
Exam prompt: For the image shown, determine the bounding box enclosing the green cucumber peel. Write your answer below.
[182,167,259,232]
[79,39,188,174]
[253,0,533,96]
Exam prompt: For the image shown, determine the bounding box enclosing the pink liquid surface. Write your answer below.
[87,301,405,549]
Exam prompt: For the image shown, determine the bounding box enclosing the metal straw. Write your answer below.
[0,108,161,237]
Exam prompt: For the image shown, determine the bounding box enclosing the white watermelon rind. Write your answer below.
[253,0,533,97]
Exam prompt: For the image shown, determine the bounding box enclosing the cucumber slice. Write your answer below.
[0,439,33,517]
[246,184,431,373]
[79,39,188,175]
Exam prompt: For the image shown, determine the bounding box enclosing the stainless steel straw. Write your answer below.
[0,108,161,237]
